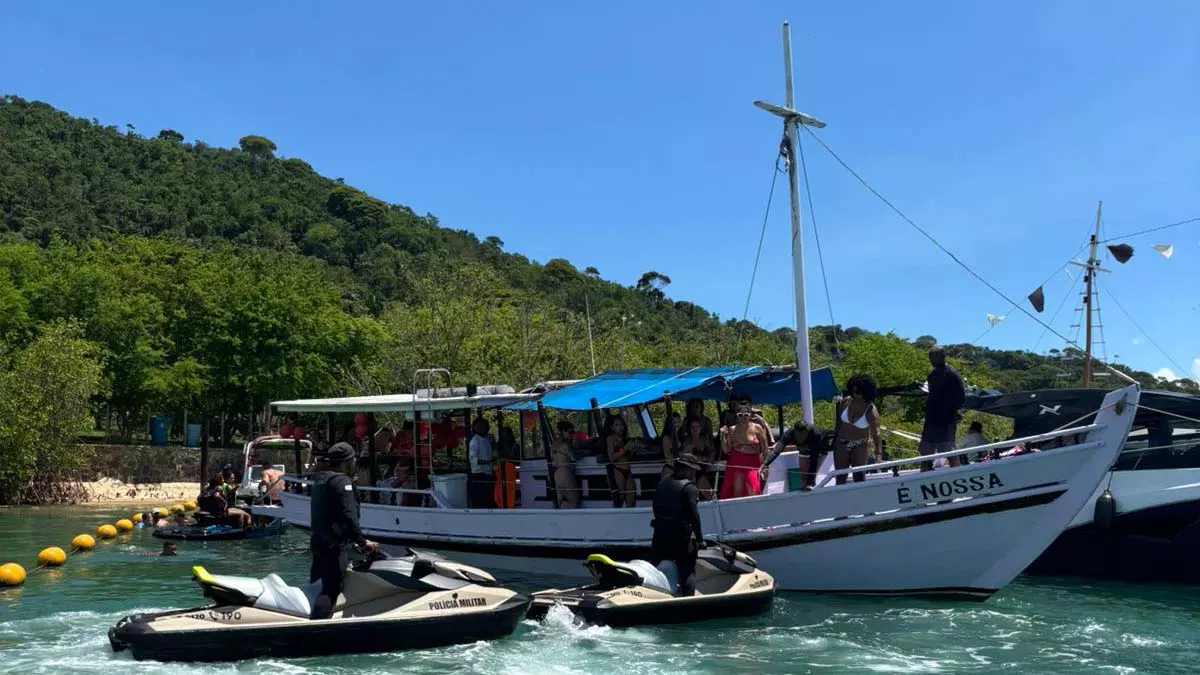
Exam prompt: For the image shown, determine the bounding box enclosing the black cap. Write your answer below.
[675,453,702,471]
[324,442,356,462]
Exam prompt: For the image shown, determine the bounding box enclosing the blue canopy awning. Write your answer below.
[512,366,838,411]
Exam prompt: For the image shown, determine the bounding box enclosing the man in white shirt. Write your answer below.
[468,418,494,508]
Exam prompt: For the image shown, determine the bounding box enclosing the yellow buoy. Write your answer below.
[155,507,169,517]
[132,512,144,523]
[72,534,96,551]
[96,524,118,539]
[170,504,185,514]
[0,562,26,586]
[37,547,67,567]
[183,500,198,511]
[115,519,134,532]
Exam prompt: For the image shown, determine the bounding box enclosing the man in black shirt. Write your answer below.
[651,453,705,597]
[761,421,828,490]
[920,347,966,471]
[309,442,378,619]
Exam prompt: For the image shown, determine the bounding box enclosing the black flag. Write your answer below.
[1107,243,1134,263]
[1028,286,1046,313]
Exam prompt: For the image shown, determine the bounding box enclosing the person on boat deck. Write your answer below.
[552,419,582,508]
[199,475,252,529]
[651,452,705,597]
[727,395,775,445]
[390,462,421,507]
[260,461,284,505]
[920,347,966,471]
[720,407,770,498]
[761,420,829,490]
[834,374,883,484]
[220,465,239,504]
[679,416,716,499]
[684,399,714,440]
[309,442,379,620]
[605,415,638,507]
[468,418,495,508]
[958,421,988,462]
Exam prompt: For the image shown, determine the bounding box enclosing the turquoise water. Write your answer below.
[2,506,1199,674]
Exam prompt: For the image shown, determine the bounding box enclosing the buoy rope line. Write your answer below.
[1,500,198,587]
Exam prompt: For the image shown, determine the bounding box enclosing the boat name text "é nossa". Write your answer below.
[897,473,1004,504]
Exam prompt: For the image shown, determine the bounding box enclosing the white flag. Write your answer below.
[986,313,1006,327]
[1152,244,1174,259]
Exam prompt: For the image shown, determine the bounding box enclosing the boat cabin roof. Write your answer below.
[274,385,539,414]
[510,365,839,411]
[966,388,1199,435]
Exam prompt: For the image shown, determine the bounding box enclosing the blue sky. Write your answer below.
[3,1,1197,379]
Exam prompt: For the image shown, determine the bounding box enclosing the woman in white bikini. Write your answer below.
[833,374,883,485]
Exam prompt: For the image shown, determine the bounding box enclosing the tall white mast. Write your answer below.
[755,21,825,425]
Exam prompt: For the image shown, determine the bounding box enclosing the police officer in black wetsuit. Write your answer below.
[308,442,378,619]
[651,452,705,597]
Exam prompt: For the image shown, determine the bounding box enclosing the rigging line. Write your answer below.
[1134,404,1200,427]
[735,154,784,361]
[1032,266,1082,352]
[1097,278,1191,379]
[796,131,841,355]
[1098,216,1200,244]
[800,126,1109,364]
[972,253,1084,348]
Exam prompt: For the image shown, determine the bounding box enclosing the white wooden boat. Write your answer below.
[257,384,1136,599]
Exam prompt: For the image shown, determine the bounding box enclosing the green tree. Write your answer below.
[0,322,103,503]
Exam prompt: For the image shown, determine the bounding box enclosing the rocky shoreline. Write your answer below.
[72,478,199,505]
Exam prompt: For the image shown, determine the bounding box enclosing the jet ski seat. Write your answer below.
[255,573,321,618]
[584,555,674,595]
[193,566,321,618]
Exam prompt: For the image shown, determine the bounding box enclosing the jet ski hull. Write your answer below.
[528,586,773,627]
[529,547,776,627]
[108,594,529,662]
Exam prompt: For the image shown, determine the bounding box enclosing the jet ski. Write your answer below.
[109,548,529,662]
[527,542,775,627]
[152,517,287,542]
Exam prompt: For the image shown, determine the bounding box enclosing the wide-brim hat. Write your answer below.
[323,442,357,462]
[675,453,702,471]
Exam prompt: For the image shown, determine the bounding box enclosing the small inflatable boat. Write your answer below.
[152,519,286,542]
[528,543,775,627]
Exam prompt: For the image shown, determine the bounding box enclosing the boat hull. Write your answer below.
[1028,468,1200,583]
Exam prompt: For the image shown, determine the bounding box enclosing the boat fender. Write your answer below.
[1093,489,1116,530]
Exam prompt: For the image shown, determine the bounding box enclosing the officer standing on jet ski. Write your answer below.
[309,441,378,619]
[651,452,705,597]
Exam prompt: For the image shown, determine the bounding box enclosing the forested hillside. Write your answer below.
[0,95,1192,499]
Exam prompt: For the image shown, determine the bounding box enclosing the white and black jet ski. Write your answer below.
[527,543,775,627]
[109,549,529,662]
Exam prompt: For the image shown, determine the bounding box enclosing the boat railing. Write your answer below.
[816,422,1106,488]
